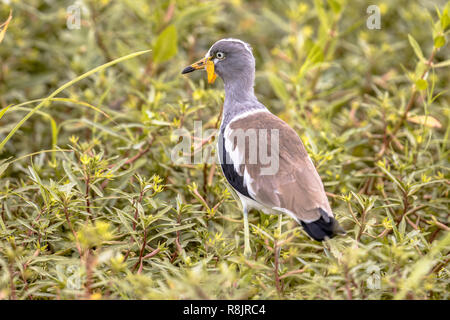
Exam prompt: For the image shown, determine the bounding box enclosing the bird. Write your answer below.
[182,38,345,256]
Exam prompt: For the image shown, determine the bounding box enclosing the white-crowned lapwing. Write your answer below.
[182,38,345,256]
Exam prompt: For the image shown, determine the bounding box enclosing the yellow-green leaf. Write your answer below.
[434,35,446,48]
[328,0,342,14]
[153,24,178,64]
[442,5,450,31]
[267,73,289,101]
[408,34,424,61]
[415,79,428,90]
[0,161,9,178]
[0,104,11,120]
[407,113,442,128]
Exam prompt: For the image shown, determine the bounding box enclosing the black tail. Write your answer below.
[301,209,346,241]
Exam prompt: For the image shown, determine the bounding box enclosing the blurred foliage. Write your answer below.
[0,0,449,300]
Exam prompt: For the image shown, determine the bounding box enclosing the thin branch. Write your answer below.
[138,247,161,274]
[273,239,283,297]
[133,228,148,273]
[279,267,307,280]
[63,205,82,256]
[8,263,16,300]
[344,264,353,300]
[378,47,437,158]
[84,168,92,219]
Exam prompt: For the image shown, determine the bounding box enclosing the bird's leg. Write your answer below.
[243,206,252,258]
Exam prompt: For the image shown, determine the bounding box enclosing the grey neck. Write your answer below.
[220,79,266,132]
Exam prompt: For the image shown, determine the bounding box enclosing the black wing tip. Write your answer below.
[301,215,346,242]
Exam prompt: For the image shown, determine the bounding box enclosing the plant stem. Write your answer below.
[63,205,82,256]
[133,228,147,272]
[378,47,437,158]
[8,263,16,300]
[274,239,283,297]
[84,170,92,219]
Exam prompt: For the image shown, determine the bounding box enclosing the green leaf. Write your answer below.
[80,118,130,143]
[298,43,324,80]
[0,160,9,178]
[267,73,289,101]
[314,0,329,30]
[27,165,49,207]
[0,104,11,121]
[385,209,400,241]
[328,0,342,14]
[408,34,424,61]
[308,43,324,64]
[441,5,450,31]
[399,217,406,236]
[153,24,178,64]
[90,184,104,198]
[434,35,446,48]
[377,163,406,194]
[148,223,196,242]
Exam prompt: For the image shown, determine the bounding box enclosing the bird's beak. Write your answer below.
[181,56,217,84]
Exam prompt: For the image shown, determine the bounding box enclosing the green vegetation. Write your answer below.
[0,0,449,300]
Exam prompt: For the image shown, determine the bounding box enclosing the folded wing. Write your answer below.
[222,111,332,223]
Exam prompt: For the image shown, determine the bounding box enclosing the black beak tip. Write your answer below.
[181,66,195,74]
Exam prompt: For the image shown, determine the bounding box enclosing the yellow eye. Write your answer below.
[216,51,225,59]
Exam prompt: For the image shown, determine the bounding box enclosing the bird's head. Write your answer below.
[181,38,255,87]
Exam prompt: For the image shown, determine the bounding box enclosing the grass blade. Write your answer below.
[0,49,151,152]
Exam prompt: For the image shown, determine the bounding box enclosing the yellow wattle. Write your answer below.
[206,60,217,84]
